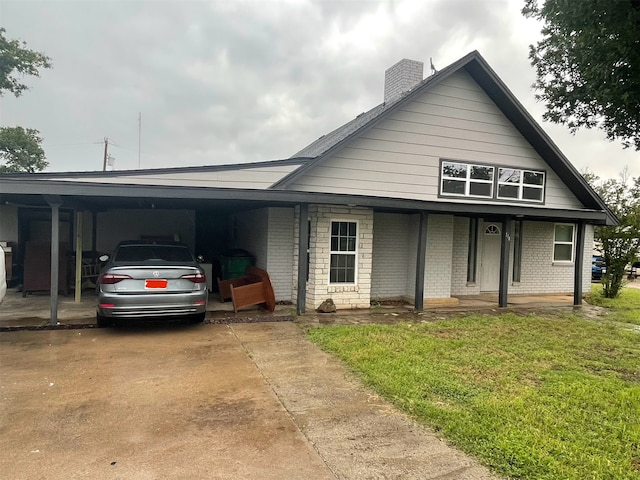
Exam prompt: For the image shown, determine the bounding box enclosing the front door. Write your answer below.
[480,222,501,292]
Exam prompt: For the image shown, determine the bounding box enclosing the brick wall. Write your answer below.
[450,217,482,295]
[299,208,594,309]
[371,212,411,298]
[233,207,295,302]
[370,212,454,301]
[509,221,593,294]
[384,59,424,103]
[450,219,594,295]
[424,214,454,298]
[266,207,295,302]
[306,205,374,310]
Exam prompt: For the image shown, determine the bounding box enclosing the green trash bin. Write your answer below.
[221,249,254,279]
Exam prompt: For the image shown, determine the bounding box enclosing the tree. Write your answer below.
[0,27,52,97]
[0,29,51,173]
[584,169,640,298]
[523,1,640,150]
[0,127,48,173]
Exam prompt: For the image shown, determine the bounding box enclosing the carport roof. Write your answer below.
[0,175,611,224]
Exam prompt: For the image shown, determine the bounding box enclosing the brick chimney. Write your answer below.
[384,59,424,103]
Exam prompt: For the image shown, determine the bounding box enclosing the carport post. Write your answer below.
[414,211,428,311]
[498,216,513,308]
[296,203,309,315]
[573,221,586,306]
[45,196,63,325]
[74,211,83,303]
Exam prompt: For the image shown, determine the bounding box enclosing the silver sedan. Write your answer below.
[96,241,208,326]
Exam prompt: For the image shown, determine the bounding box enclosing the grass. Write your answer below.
[307,311,640,479]
[587,284,640,324]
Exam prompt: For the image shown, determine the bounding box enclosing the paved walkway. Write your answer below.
[236,322,498,479]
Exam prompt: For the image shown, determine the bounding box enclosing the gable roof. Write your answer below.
[272,50,615,224]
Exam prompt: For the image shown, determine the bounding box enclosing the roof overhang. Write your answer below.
[0,177,612,225]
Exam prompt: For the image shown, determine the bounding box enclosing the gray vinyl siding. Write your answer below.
[52,164,301,189]
[289,70,583,210]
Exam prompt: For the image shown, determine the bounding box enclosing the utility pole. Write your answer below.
[102,137,109,171]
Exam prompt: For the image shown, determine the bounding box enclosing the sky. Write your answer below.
[0,0,638,179]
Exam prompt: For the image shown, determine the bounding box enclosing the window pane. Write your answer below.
[470,166,493,181]
[523,186,543,201]
[331,222,339,235]
[346,269,355,283]
[331,237,338,251]
[555,224,574,242]
[348,223,356,236]
[330,254,355,284]
[330,269,338,283]
[498,184,519,198]
[347,238,356,251]
[554,244,572,262]
[499,168,521,183]
[442,179,466,194]
[442,162,467,178]
[339,222,347,236]
[523,171,544,185]
[469,182,492,197]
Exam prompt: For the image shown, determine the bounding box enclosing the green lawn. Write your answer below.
[307,306,640,479]
[588,284,640,324]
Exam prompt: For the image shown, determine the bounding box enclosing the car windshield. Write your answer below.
[114,245,194,263]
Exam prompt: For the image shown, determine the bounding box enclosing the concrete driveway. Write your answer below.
[0,322,497,479]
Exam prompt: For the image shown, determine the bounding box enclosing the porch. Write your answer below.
[0,286,580,330]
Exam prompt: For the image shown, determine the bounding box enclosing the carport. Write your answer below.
[1,175,449,322]
[1,177,314,321]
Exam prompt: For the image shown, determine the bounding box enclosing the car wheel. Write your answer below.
[96,314,111,328]
[189,312,206,324]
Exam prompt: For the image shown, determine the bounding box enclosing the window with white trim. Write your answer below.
[497,168,545,202]
[330,221,357,283]
[441,161,494,198]
[553,224,575,262]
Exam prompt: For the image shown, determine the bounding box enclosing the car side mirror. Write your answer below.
[98,255,109,262]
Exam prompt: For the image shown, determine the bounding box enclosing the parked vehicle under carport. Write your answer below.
[96,240,208,327]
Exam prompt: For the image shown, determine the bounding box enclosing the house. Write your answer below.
[0,51,615,320]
